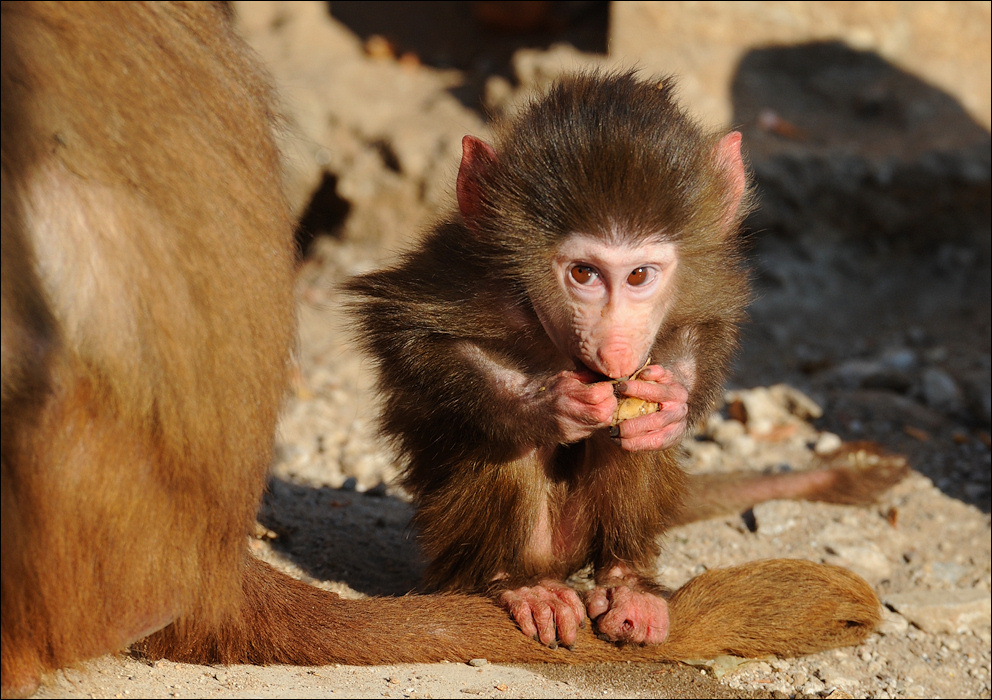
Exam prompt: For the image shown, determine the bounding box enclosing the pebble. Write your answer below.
[884,589,992,634]
[467,658,487,667]
[879,346,918,372]
[710,417,747,445]
[920,367,964,414]
[814,431,843,454]
[828,358,889,389]
[826,349,925,392]
[823,689,855,699]
[726,433,757,456]
[768,383,823,419]
[824,543,892,578]
[876,607,910,636]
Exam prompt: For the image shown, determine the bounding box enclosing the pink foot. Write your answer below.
[497,580,586,648]
[585,584,669,645]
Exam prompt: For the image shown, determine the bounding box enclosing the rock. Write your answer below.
[233,0,363,217]
[682,655,751,679]
[235,0,487,249]
[827,358,912,392]
[879,346,918,372]
[723,385,821,438]
[823,690,855,700]
[801,677,826,695]
[884,589,992,634]
[727,39,990,247]
[610,2,991,130]
[920,367,965,415]
[824,543,893,579]
[814,431,844,455]
[484,43,605,117]
[768,383,824,420]
[710,416,747,446]
[876,606,910,636]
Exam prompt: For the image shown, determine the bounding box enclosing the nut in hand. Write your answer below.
[610,363,659,426]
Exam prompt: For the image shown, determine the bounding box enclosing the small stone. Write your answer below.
[884,589,991,634]
[467,658,488,667]
[768,383,823,419]
[813,432,843,455]
[879,347,917,372]
[711,418,746,446]
[727,434,757,457]
[681,655,751,679]
[828,359,886,389]
[801,677,826,695]
[824,690,854,700]
[920,367,964,414]
[824,543,892,578]
[366,481,388,497]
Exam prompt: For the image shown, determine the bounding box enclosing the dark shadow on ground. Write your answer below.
[728,41,991,511]
[258,476,425,596]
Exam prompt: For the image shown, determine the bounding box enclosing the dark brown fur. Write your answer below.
[348,74,749,592]
[346,72,896,639]
[2,5,883,696]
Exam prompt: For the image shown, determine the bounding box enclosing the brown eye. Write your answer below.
[627,267,649,285]
[570,266,595,284]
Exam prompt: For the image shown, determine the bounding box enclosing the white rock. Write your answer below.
[814,431,844,455]
[884,589,992,634]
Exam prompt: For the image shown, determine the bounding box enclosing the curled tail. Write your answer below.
[138,555,880,665]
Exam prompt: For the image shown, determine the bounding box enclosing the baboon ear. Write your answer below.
[456,135,497,232]
[712,131,746,234]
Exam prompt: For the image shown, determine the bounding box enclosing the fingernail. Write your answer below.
[608,425,619,438]
[615,382,628,393]
[547,642,558,650]
[565,644,575,651]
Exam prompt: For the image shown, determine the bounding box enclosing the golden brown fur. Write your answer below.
[1,1,296,692]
